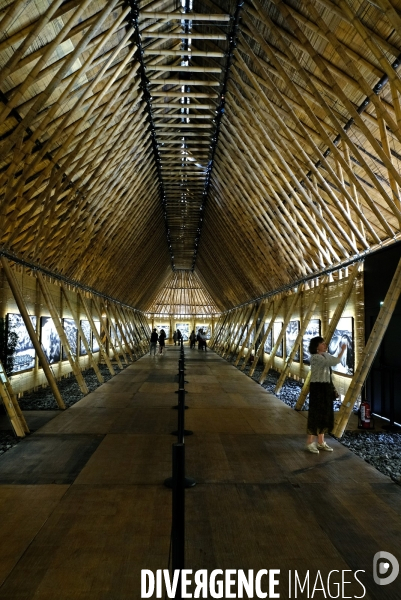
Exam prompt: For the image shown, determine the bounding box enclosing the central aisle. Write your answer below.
[0,347,400,599]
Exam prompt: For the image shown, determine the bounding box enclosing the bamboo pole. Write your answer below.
[333,258,401,437]
[0,258,65,409]
[101,300,129,364]
[250,0,401,225]
[239,18,392,239]
[275,281,327,394]
[238,25,384,244]
[60,283,103,384]
[230,305,257,361]
[0,360,29,436]
[234,303,263,365]
[78,292,115,376]
[36,272,89,395]
[259,286,303,384]
[113,304,137,359]
[91,296,123,369]
[240,301,270,371]
[249,295,286,377]
[295,263,361,410]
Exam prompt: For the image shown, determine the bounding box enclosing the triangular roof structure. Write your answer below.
[146,270,221,316]
[0,0,400,311]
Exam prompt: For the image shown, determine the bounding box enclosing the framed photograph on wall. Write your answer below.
[62,318,78,360]
[264,325,272,353]
[328,316,354,375]
[273,322,283,358]
[40,317,61,364]
[7,313,36,373]
[303,319,321,364]
[80,320,91,356]
[286,320,300,362]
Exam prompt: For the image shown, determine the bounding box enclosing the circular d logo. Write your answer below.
[373,551,399,586]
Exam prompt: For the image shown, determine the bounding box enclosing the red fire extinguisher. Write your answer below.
[360,402,371,429]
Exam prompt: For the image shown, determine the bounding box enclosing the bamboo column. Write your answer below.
[332,258,401,437]
[0,257,65,409]
[295,263,361,410]
[100,299,129,365]
[36,272,89,395]
[259,287,303,384]
[60,283,103,384]
[241,301,271,371]
[229,304,257,361]
[275,280,327,394]
[114,304,137,359]
[78,292,115,375]
[249,295,285,377]
[234,303,263,366]
[0,360,29,436]
[91,296,124,368]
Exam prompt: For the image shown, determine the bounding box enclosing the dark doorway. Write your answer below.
[364,242,401,424]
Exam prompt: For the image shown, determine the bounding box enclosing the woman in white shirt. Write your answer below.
[306,336,346,454]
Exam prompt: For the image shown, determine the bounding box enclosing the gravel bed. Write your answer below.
[17,363,124,411]
[0,361,132,455]
[229,355,401,484]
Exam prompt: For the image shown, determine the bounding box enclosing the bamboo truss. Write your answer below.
[0,0,400,362]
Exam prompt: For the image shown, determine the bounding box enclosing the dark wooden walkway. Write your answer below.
[0,348,400,599]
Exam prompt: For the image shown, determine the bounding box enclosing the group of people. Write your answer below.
[150,327,209,354]
[149,328,166,355]
[190,328,207,351]
[172,329,182,345]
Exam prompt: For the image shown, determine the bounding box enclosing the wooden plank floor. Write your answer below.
[0,347,400,599]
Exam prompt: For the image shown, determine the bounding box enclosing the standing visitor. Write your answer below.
[159,328,166,354]
[305,336,346,453]
[173,330,178,346]
[190,330,196,349]
[150,329,158,356]
[176,329,182,344]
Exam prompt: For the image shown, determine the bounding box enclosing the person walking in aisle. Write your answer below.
[150,329,158,356]
[190,330,196,349]
[305,336,346,453]
[173,330,178,346]
[159,328,166,354]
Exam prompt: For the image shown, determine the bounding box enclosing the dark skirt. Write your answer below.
[307,382,334,435]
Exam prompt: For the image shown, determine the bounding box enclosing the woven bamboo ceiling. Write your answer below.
[147,269,221,314]
[1,0,401,311]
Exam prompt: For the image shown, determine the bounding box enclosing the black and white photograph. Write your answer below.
[7,313,37,373]
[40,317,61,364]
[62,318,78,360]
[92,321,101,353]
[263,324,272,353]
[302,318,321,364]
[286,320,300,361]
[80,320,91,356]
[328,316,354,375]
[176,323,189,341]
[273,322,283,358]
